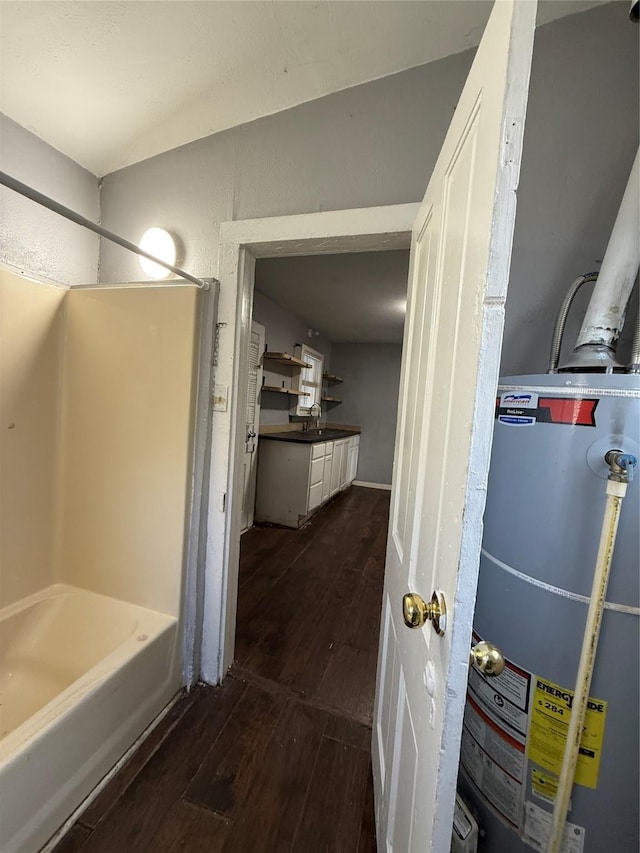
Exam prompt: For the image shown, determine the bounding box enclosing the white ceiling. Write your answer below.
[256,250,410,344]
[0,0,609,177]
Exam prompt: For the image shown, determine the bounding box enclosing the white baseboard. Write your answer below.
[353,480,392,491]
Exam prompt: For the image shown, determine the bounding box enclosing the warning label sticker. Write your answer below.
[465,697,526,780]
[467,633,531,739]
[528,676,607,789]
[460,727,524,828]
[460,633,533,829]
[531,768,560,804]
[523,801,585,853]
[468,666,530,739]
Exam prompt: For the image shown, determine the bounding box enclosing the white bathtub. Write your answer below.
[0,584,180,853]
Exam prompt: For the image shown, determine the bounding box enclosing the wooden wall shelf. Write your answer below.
[264,352,311,369]
[322,372,343,383]
[262,386,309,397]
[321,396,342,404]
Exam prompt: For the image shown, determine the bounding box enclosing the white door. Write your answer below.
[240,320,265,532]
[372,2,536,850]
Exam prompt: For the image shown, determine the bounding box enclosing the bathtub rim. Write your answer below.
[0,582,177,763]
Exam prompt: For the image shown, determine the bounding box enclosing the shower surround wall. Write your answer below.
[58,285,199,616]
[0,269,198,616]
[0,271,65,608]
[0,268,199,852]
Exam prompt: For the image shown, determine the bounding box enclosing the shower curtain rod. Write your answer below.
[0,171,210,290]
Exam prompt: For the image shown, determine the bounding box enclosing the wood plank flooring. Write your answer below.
[52,486,389,853]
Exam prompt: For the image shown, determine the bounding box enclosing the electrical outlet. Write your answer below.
[213,385,228,412]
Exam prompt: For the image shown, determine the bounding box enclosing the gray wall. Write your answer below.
[331,344,402,485]
[502,3,639,373]
[97,3,639,374]
[0,115,99,285]
[253,288,332,427]
[97,46,472,284]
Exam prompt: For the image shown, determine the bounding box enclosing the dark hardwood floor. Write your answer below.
[53,486,389,853]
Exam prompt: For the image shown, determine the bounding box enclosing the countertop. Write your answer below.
[259,428,360,444]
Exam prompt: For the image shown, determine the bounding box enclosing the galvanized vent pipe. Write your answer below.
[563,148,639,371]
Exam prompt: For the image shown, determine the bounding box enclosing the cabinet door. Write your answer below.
[308,479,323,512]
[339,439,350,490]
[308,445,326,512]
[322,453,333,502]
[349,436,360,483]
[330,442,343,496]
[309,455,325,487]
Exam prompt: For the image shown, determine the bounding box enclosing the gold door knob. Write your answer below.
[469,640,505,676]
[402,591,447,636]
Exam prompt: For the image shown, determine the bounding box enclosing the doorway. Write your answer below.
[203,203,418,685]
[234,246,409,697]
[229,238,411,850]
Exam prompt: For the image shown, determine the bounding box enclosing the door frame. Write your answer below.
[240,318,266,533]
[202,203,419,682]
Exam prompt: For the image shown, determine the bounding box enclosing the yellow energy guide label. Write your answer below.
[527,677,607,789]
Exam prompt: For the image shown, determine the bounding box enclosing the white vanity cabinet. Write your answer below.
[255,433,358,528]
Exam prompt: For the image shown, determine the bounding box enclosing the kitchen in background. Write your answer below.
[246,249,409,529]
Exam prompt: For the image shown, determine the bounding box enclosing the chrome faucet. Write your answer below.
[307,401,322,431]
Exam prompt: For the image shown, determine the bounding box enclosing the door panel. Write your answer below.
[389,684,417,852]
[308,479,323,513]
[322,453,333,502]
[330,442,343,496]
[339,439,349,490]
[309,456,325,486]
[372,2,536,850]
[391,210,438,572]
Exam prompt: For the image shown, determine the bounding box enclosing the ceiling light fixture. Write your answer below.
[138,227,176,279]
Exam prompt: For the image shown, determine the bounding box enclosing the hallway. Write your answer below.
[53,486,388,853]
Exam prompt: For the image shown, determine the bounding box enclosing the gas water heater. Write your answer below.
[458,373,639,852]
[457,146,640,853]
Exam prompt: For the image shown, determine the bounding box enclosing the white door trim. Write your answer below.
[240,319,266,533]
[201,203,418,683]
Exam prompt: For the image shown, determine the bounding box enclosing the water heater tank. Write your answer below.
[457,373,639,852]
